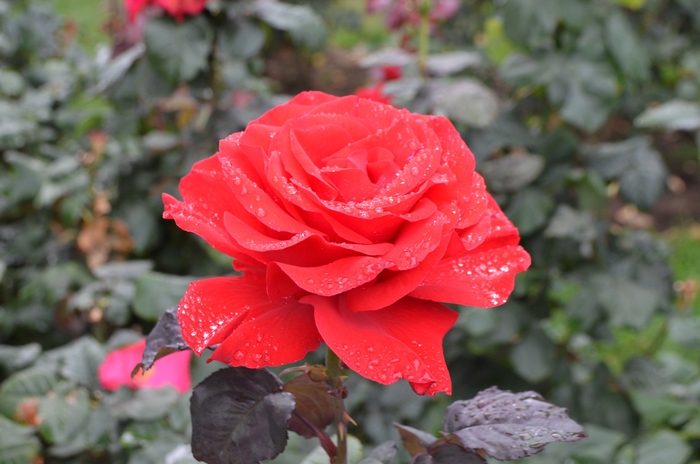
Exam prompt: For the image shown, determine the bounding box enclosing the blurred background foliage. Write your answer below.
[1,0,700,462]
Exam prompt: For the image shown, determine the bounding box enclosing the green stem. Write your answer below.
[417,0,431,77]
[326,348,347,464]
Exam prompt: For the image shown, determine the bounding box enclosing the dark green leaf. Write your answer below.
[138,307,189,372]
[217,20,265,60]
[0,367,58,418]
[545,205,598,257]
[425,52,482,76]
[254,1,326,50]
[558,82,611,133]
[359,441,397,464]
[48,404,116,458]
[630,392,693,426]
[133,271,194,321]
[443,387,586,460]
[637,431,691,464]
[0,414,41,464]
[432,79,499,128]
[480,153,544,193]
[56,336,105,390]
[144,16,214,85]
[0,344,41,374]
[583,137,668,210]
[618,144,668,210]
[190,367,295,464]
[142,131,181,153]
[604,11,650,82]
[634,100,700,131]
[668,315,700,348]
[38,387,90,444]
[506,188,554,235]
[110,387,181,421]
[456,307,498,337]
[509,327,555,383]
[591,274,659,329]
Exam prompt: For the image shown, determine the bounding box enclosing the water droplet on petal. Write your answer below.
[233,350,245,360]
[410,166,419,175]
[256,208,266,218]
[240,187,248,195]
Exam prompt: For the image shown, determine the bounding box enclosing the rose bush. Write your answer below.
[163,91,530,395]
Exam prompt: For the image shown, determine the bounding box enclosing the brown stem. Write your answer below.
[326,348,347,464]
[293,410,337,459]
[417,0,431,78]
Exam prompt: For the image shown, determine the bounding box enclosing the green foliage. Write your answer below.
[1,0,700,462]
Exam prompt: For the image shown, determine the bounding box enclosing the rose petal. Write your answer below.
[218,146,317,235]
[382,210,448,270]
[178,274,267,355]
[458,212,492,251]
[270,255,385,297]
[457,172,489,229]
[208,296,320,368]
[288,91,340,107]
[472,197,522,251]
[307,95,405,133]
[427,115,476,190]
[162,156,242,257]
[410,245,531,307]
[305,295,458,395]
[223,213,392,266]
[323,167,380,202]
[344,231,450,312]
[292,124,356,166]
[331,117,425,179]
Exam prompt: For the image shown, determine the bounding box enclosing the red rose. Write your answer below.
[124,0,150,22]
[355,83,393,105]
[154,0,207,20]
[164,91,530,395]
[124,0,207,22]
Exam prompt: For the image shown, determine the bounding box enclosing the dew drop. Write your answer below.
[233,350,245,360]
[233,177,241,186]
[256,208,266,218]
[410,166,420,175]
[240,187,248,195]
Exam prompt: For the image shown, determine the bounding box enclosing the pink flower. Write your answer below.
[98,339,192,393]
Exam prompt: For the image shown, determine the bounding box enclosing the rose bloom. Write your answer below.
[164,91,530,395]
[366,0,460,30]
[124,0,207,22]
[355,83,392,105]
[98,339,192,393]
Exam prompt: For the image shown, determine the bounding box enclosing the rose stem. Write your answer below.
[417,0,431,77]
[326,347,347,464]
